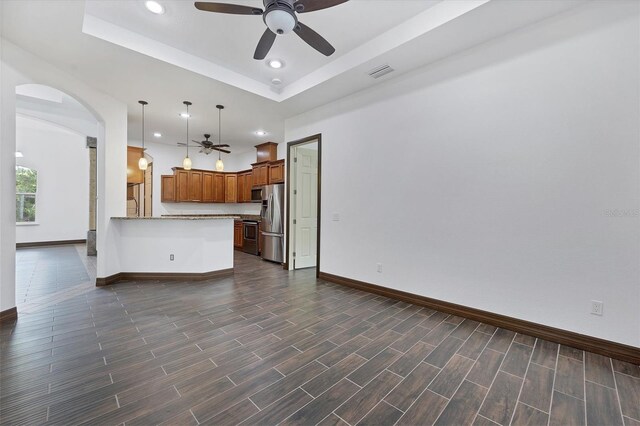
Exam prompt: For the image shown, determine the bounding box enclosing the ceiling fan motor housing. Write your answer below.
[263,0,297,35]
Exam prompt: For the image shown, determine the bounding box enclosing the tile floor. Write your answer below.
[0,246,638,425]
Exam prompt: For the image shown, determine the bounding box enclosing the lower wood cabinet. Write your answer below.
[233,220,243,249]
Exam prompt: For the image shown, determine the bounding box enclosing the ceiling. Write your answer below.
[1,0,586,153]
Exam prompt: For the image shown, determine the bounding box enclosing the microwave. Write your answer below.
[251,187,262,203]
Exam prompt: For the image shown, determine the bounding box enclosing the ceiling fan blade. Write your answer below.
[254,28,277,60]
[217,144,230,148]
[177,142,187,146]
[192,140,205,146]
[194,2,263,15]
[212,147,231,154]
[293,0,349,13]
[294,22,335,56]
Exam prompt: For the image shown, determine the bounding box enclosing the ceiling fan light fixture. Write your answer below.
[145,0,165,15]
[264,9,296,35]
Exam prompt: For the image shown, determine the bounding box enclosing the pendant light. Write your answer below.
[215,104,224,172]
[182,101,192,170]
[138,100,148,170]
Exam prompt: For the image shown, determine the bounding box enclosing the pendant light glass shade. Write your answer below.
[138,157,148,170]
[183,156,192,170]
[138,100,148,170]
[182,101,192,170]
[215,104,225,172]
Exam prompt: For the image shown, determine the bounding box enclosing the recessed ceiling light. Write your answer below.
[268,59,284,69]
[15,151,23,158]
[271,78,282,85]
[145,1,165,14]
[255,130,267,136]
[180,113,190,118]
[153,132,162,138]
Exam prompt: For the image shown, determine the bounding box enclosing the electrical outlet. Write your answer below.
[170,254,174,261]
[591,300,603,316]
[377,263,383,273]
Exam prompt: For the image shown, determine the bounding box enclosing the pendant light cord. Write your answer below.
[186,103,190,157]
[218,107,221,161]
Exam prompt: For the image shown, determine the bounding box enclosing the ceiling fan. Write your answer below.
[178,134,231,154]
[194,0,349,60]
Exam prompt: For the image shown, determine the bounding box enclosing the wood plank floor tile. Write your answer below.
[519,362,555,412]
[478,371,523,425]
[281,379,359,426]
[549,391,585,426]
[500,342,533,378]
[485,328,516,353]
[428,354,476,399]
[612,359,640,378]
[348,347,402,387]
[387,341,435,377]
[467,348,506,388]
[458,330,492,360]
[511,403,549,426]
[531,339,558,369]
[396,389,448,426]
[302,353,367,397]
[242,388,313,425]
[317,413,350,426]
[317,335,372,368]
[251,360,327,409]
[614,372,640,421]
[585,351,616,388]
[335,370,402,425]
[434,380,488,426]
[559,345,583,362]
[424,336,465,368]
[385,361,440,411]
[585,380,624,426]
[554,355,584,399]
[357,400,403,426]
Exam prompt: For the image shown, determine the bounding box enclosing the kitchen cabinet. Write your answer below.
[161,175,175,202]
[225,174,237,203]
[202,172,214,203]
[237,171,245,203]
[175,169,190,202]
[252,162,269,187]
[234,220,243,249]
[127,146,144,184]
[214,173,225,203]
[189,170,203,202]
[236,170,252,203]
[268,160,285,184]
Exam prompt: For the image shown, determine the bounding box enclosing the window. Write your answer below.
[16,166,37,223]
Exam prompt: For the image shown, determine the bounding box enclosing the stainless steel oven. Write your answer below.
[241,220,259,255]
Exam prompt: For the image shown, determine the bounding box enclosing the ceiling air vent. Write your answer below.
[367,64,394,79]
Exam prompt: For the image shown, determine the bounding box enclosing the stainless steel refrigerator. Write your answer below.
[261,183,284,263]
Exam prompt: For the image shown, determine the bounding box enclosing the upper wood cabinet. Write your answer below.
[127,146,144,184]
[255,142,278,163]
[161,175,176,202]
[213,173,225,203]
[252,162,269,187]
[175,169,190,202]
[189,171,203,202]
[202,172,215,203]
[268,159,285,184]
[225,174,237,203]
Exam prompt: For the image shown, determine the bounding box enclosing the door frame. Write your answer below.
[285,134,321,276]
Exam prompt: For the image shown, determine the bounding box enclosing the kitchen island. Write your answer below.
[101,216,239,285]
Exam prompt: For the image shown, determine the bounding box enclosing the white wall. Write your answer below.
[285,2,640,347]
[15,115,90,243]
[113,219,234,273]
[131,140,261,216]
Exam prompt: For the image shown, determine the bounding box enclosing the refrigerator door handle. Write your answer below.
[261,231,282,237]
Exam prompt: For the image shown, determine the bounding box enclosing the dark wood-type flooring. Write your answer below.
[1,247,639,425]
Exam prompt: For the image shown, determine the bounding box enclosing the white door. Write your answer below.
[293,146,318,269]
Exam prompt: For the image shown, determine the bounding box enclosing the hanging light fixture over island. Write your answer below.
[138,100,148,171]
[215,104,225,172]
[182,101,192,170]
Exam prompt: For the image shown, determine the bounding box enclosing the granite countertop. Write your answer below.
[112,216,241,220]
[161,214,261,221]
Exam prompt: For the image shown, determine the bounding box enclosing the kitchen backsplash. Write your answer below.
[158,202,261,217]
